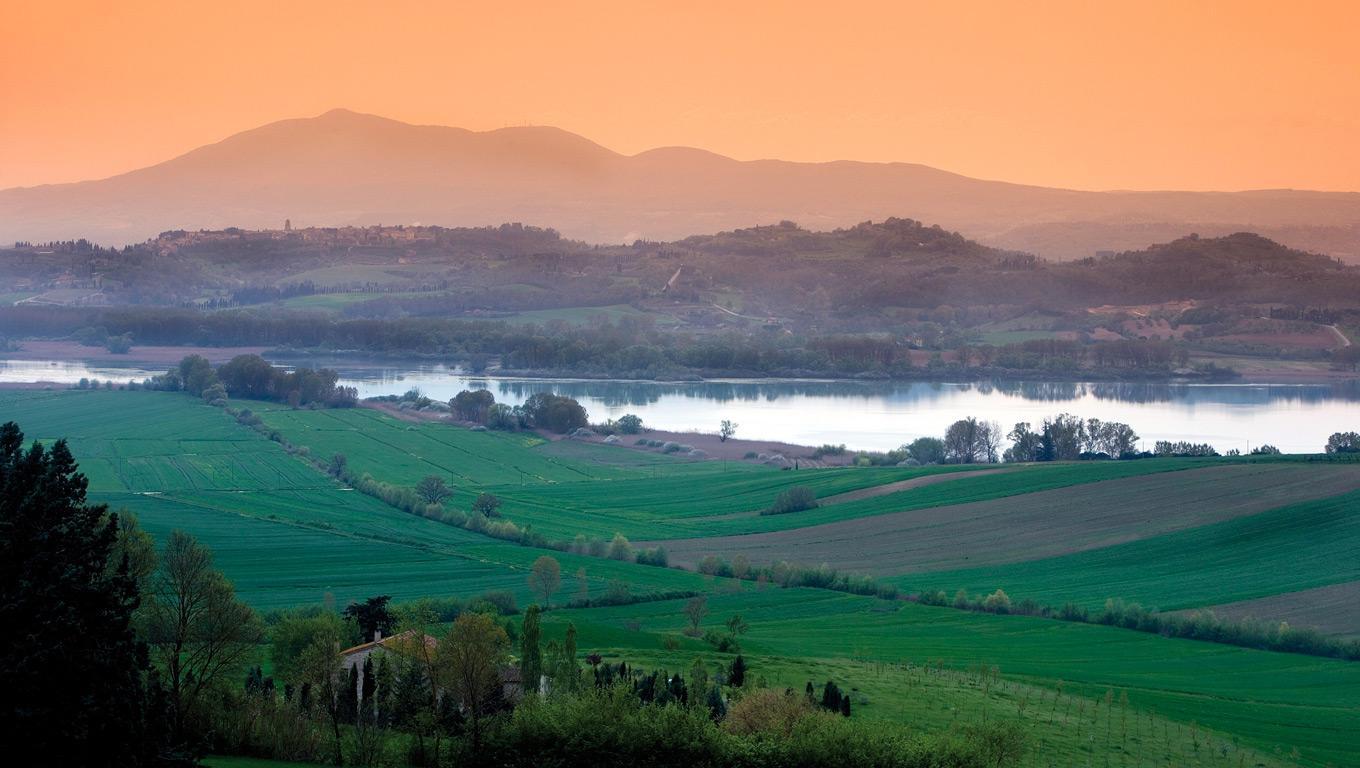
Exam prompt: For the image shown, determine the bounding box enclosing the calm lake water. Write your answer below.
[5,357,1360,454]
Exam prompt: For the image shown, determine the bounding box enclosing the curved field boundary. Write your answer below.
[690,468,1011,521]
[817,468,1009,504]
[647,463,1360,574]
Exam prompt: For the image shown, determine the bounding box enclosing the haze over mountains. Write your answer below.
[3,108,1358,261]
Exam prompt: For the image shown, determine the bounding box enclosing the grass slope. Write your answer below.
[0,390,709,609]
[547,589,1360,767]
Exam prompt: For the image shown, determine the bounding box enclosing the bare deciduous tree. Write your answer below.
[144,530,263,736]
[527,555,561,608]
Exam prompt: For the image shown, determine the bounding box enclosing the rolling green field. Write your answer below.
[906,490,1360,611]
[5,388,1359,766]
[545,589,1360,767]
[0,390,709,609]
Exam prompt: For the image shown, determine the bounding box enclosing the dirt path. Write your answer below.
[1326,324,1352,348]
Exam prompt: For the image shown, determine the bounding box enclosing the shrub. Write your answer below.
[761,486,818,516]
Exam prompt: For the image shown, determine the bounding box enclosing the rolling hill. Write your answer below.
[3,108,1359,260]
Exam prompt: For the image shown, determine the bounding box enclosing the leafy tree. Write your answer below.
[616,413,644,434]
[109,508,158,592]
[725,614,749,637]
[143,530,263,738]
[442,612,510,751]
[0,422,166,765]
[296,619,345,764]
[606,532,634,561]
[177,354,217,397]
[1325,431,1360,454]
[1250,444,1282,455]
[343,595,395,642]
[528,555,562,607]
[327,452,348,478]
[904,436,946,464]
[451,389,497,422]
[719,419,738,442]
[944,417,1001,463]
[522,392,589,433]
[520,605,543,696]
[472,492,502,517]
[415,475,452,505]
[270,610,345,686]
[1003,422,1043,463]
[683,595,709,636]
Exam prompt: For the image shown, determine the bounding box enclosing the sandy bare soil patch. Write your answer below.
[7,340,272,365]
[649,463,1360,574]
[1187,581,1360,639]
[614,428,858,465]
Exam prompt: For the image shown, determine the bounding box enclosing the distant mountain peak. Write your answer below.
[2,110,1358,261]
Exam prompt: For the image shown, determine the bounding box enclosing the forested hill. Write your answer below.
[3,223,1358,321]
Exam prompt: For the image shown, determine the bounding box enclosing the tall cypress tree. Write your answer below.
[360,656,376,724]
[342,664,360,724]
[0,422,166,765]
[520,605,543,696]
[729,655,746,688]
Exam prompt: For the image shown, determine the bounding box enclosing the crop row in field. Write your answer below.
[545,588,1360,767]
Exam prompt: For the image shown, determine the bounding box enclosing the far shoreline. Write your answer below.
[3,340,1359,387]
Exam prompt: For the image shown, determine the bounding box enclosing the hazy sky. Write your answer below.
[2,0,1357,192]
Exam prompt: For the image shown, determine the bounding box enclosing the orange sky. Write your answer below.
[2,0,1357,192]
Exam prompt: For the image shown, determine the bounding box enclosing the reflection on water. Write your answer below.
[5,357,1359,454]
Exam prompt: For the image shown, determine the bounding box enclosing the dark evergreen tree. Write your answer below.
[705,686,727,721]
[520,605,542,696]
[729,655,746,687]
[821,680,843,712]
[360,656,377,724]
[342,664,360,724]
[0,421,174,766]
[343,595,395,642]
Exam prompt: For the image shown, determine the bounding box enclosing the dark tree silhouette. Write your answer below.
[0,421,172,765]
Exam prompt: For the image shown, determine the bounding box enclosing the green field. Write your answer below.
[5,388,1359,766]
[907,490,1360,610]
[545,589,1360,767]
[0,390,708,609]
[271,290,447,311]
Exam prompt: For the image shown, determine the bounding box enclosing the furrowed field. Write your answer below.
[4,388,1358,766]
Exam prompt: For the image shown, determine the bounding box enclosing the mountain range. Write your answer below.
[3,108,1359,261]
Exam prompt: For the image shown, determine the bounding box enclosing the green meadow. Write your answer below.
[5,388,1359,766]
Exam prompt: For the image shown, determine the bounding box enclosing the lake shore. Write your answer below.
[5,340,1358,385]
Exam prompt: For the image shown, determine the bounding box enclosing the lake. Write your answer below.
[4,357,1359,454]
